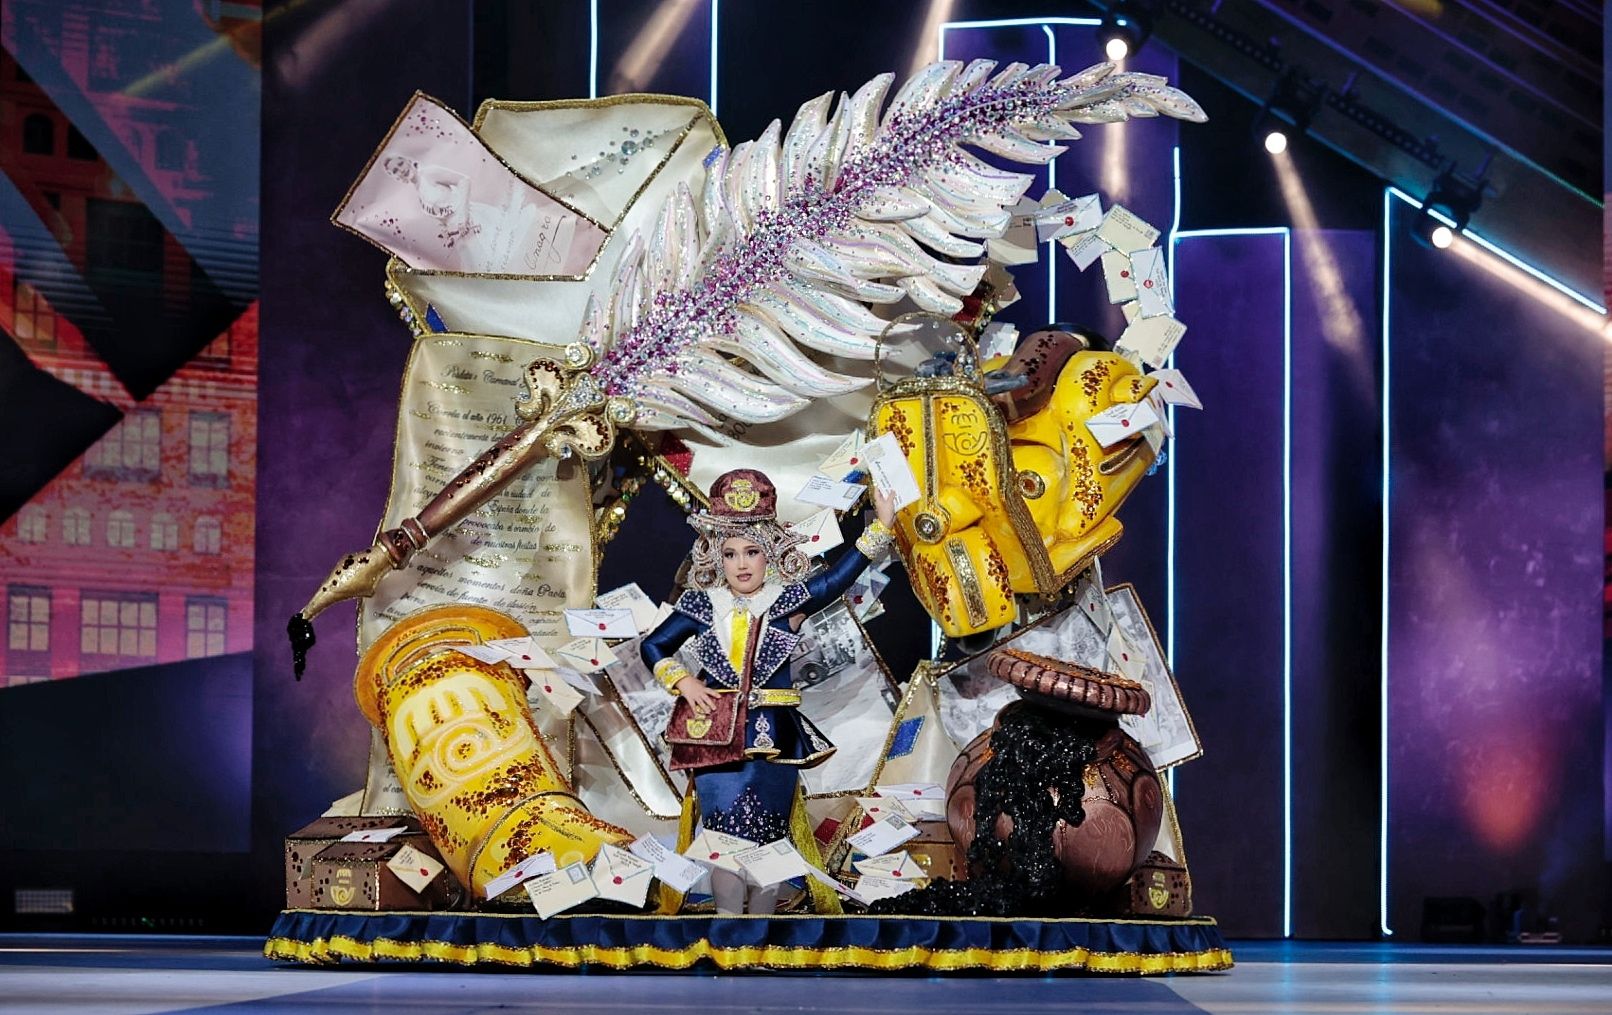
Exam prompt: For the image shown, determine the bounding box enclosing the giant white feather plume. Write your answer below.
[579,59,1206,434]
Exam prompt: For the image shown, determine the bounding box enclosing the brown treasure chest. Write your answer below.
[284,815,432,908]
[309,837,464,912]
[1111,850,1192,918]
[903,819,966,883]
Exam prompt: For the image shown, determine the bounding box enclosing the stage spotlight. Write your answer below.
[1411,158,1489,250]
[1253,67,1326,152]
[1097,1,1150,61]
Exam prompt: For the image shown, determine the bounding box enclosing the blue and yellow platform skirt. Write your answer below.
[264,910,1232,974]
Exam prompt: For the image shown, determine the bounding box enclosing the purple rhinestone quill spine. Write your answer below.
[591,76,1074,399]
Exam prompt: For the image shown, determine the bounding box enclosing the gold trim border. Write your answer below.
[264,921,1232,975]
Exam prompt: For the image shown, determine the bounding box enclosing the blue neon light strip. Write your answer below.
[1173,224,1292,937]
[1385,188,1605,313]
[1376,187,1605,940]
[709,0,719,116]
[589,0,599,99]
[1379,187,1394,939]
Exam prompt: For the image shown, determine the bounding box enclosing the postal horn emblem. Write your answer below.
[723,479,759,511]
[686,716,713,739]
[330,868,356,908]
[1148,885,1170,910]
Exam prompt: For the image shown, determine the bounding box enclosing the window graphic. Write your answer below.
[79,592,158,663]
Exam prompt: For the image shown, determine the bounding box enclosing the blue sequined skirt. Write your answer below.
[694,757,799,844]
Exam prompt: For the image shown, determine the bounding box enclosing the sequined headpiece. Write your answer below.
[690,468,778,532]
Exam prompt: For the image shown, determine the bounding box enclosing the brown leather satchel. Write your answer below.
[665,691,741,746]
[664,622,758,769]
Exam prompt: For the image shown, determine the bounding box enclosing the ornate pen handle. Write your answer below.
[289,348,636,677]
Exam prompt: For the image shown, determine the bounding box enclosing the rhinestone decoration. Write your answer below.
[589,71,1105,398]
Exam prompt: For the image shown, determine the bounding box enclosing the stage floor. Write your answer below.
[3,934,1610,1014]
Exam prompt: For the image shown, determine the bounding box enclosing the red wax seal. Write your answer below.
[1120,270,1130,278]
[893,869,903,877]
[912,789,923,796]
[709,852,720,860]
[850,457,859,465]
[589,658,599,666]
[612,875,624,885]
[811,534,820,541]
[598,623,607,631]
[1143,279,1154,288]
[853,595,864,604]
[1122,653,1130,661]
[543,684,553,693]
[1165,381,1174,387]
[521,654,532,661]
[419,868,429,876]
[1063,215,1074,226]
[1121,420,1131,428]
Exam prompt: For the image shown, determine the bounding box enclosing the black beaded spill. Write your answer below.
[287,613,316,681]
[868,701,1104,917]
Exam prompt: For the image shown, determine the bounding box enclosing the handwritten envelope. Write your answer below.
[978,321,1020,362]
[1101,250,1138,304]
[484,636,554,669]
[806,864,869,907]
[386,844,445,893]
[847,814,920,857]
[1148,368,1202,410]
[590,844,654,907]
[987,195,1040,266]
[455,643,512,665]
[855,873,918,903]
[554,637,617,673]
[1144,425,1167,456]
[847,567,890,620]
[854,851,924,880]
[818,431,868,481]
[788,508,844,557]
[564,608,638,639]
[1116,315,1187,369]
[862,432,921,510]
[1096,204,1161,253]
[1064,230,1106,270]
[596,583,664,633]
[683,829,757,875]
[340,826,409,843]
[796,474,864,511]
[531,672,585,715]
[629,834,706,894]
[1085,401,1162,449]
[525,861,599,919]
[874,783,945,820]
[1106,626,1148,684]
[1036,192,1102,242]
[736,839,813,887]
[1129,247,1173,318]
[483,850,557,899]
[1076,580,1115,636]
[856,797,913,825]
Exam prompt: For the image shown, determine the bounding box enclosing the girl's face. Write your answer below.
[721,537,767,595]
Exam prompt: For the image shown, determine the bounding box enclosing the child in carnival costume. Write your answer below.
[640,467,896,914]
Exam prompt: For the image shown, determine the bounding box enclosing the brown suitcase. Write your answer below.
[1112,850,1192,918]
[283,815,424,909]
[904,819,966,882]
[308,836,464,911]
